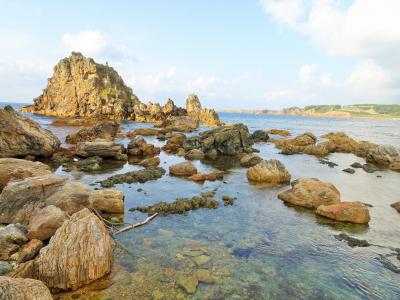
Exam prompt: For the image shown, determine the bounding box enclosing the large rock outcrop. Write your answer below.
[11,208,113,291]
[22,52,137,119]
[21,53,222,126]
[183,124,254,157]
[186,94,222,126]
[0,106,60,158]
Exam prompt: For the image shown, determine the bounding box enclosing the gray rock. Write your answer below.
[0,224,28,245]
[342,168,355,174]
[251,130,269,142]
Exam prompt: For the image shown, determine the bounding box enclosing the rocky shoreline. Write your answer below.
[0,53,400,298]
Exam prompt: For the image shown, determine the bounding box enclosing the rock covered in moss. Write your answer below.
[99,167,166,187]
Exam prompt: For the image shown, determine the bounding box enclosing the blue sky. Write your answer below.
[1,0,399,109]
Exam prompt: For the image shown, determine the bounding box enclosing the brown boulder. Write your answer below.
[27,205,67,241]
[391,201,400,213]
[0,158,51,187]
[76,141,127,160]
[247,159,291,184]
[126,127,168,137]
[17,239,44,263]
[89,188,124,213]
[138,156,161,167]
[0,174,68,225]
[278,178,340,209]
[240,153,262,167]
[316,201,370,224]
[267,129,291,136]
[127,136,160,157]
[162,116,199,132]
[185,149,205,160]
[0,276,52,300]
[65,121,120,144]
[169,162,198,177]
[162,133,186,154]
[321,132,359,153]
[13,208,113,291]
[0,106,60,158]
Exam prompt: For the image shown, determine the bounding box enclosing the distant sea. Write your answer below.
[2,101,400,147]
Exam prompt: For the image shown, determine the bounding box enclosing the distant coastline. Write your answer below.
[217,104,400,120]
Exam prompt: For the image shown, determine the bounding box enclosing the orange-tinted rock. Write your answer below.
[17,239,44,263]
[0,276,52,299]
[27,205,67,241]
[169,162,198,177]
[316,201,370,224]
[247,159,291,185]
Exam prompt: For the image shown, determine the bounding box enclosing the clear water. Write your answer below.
[2,102,400,299]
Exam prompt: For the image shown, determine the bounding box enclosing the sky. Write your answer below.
[1,0,400,109]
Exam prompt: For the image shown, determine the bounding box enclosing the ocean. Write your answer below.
[2,101,400,299]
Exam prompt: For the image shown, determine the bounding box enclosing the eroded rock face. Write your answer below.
[12,208,113,291]
[247,159,291,184]
[76,141,127,160]
[162,133,186,154]
[0,158,51,188]
[0,106,60,158]
[184,124,254,156]
[65,121,120,144]
[186,94,222,126]
[21,52,137,120]
[316,201,370,224]
[0,174,68,225]
[161,116,199,132]
[278,178,340,209]
[0,276,52,300]
[27,205,67,241]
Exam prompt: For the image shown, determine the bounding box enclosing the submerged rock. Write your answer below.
[267,129,290,136]
[131,195,218,216]
[183,124,254,156]
[342,168,355,174]
[65,121,120,144]
[334,233,370,247]
[11,208,113,291]
[177,274,198,294]
[0,276,52,299]
[0,106,60,158]
[351,162,363,168]
[169,161,198,177]
[278,178,340,209]
[247,159,291,185]
[316,201,370,224]
[99,167,166,187]
[222,195,236,206]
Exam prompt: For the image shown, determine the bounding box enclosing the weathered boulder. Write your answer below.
[267,129,290,136]
[138,156,160,167]
[240,153,262,167]
[17,239,44,263]
[0,106,60,158]
[289,132,317,146]
[161,116,199,132]
[186,94,222,126]
[354,141,378,157]
[162,133,186,154]
[271,132,317,155]
[12,209,113,291]
[184,124,254,156]
[184,149,205,160]
[303,141,335,156]
[0,224,28,260]
[247,159,291,184]
[366,145,400,167]
[0,159,51,187]
[391,201,400,213]
[44,182,91,215]
[27,205,67,241]
[278,178,340,209]
[65,121,120,144]
[89,188,124,213]
[127,136,160,157]
[169,162,198,177]
[126,127,168,137]
[321,132,359,153]
[76,141,127,160]
[0,276,52,300]
[251,130,269,142]
[0,175,68,225]
[316,201,370,224]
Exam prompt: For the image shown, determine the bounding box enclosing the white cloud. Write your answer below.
[261,0,400,103]
[260,0,304,27]
[62,30,133,61]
